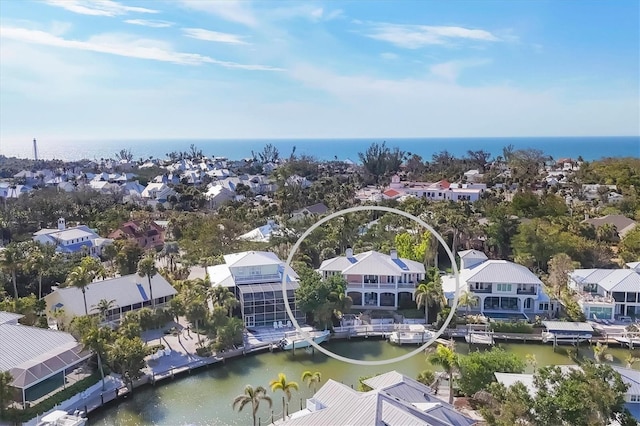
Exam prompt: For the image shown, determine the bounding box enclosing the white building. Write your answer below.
[441,250,554,319]
[238,220,281,243]
[44,273,177,327]
[568,266,640,320]
[386,175,486,203]
[318,249,426,309]
[33,218,112,257]
[207,251,305,328]
[281,371,477,425]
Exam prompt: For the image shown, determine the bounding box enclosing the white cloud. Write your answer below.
[269,5,344,22]
[179,0,257,27]
[429,59,491,83]
[43,0,158,17]
[182,28,249,45]
[124,19,174,28]
[363,23,500,49]
[380,52,398,60]
[0,26,282,70]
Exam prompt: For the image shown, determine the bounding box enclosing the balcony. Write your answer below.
[471,286,492,293]
[517,287,537,295]
[235,273,281,283]
[397,283,415,289]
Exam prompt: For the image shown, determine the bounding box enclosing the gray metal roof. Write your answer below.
[280,373,477,425]
[319,251,425,276]
[571,269,616,284]
[0,324,78,372]
[598,270,640,292]
[612,366,640,395]
[466,260,542,285]
[44,273,178,318]
[542,321,594,332]
[0,311,23,325]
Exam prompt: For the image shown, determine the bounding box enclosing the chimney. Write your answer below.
[390,248,398,259]
[346,247,353,258]
[57,217,66,230]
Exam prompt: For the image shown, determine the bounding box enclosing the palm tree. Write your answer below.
[458,291,478,317]
[210,285,239,317]
[92,298,116,323]
[0,243,24,299]
[82,325,113,391]
[593,342,614,363]
[525,353,537,373]
[137,255,158,308]
[427,343,458,404]
[66,257,106,315]
[415,270,444,325]
[301,371,322,393]
[232,385,272,426]
[625,353,639,369]
[26,243,50,300]
[269,373,299,421]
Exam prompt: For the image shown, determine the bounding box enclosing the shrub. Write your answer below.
[490,321,534,334]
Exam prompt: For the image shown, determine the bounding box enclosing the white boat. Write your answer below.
[278,327,330,350]
[389,324,433,345]
[37,409,87,426]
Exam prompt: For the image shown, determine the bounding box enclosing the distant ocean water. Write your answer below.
[1,136,638,162]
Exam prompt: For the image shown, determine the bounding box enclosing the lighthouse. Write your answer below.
[33,138,39,161]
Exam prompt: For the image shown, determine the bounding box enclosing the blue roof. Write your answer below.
[347,257,357,264]
[392,258,410,271]
[59,241,93,253]
[136,283,149,301]
[625,403,640,421]
[536,291,550,302]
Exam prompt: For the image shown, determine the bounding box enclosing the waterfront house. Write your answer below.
[44,273,177,327]
[568,266,640,320]
[495,365,639,422]
[108,220,165,251]
[318,248,426,309]
[440,250,554,319]
[280,370,477,425]
[33,218,112,257]
[206,251,305,328]
[0,312,91,407]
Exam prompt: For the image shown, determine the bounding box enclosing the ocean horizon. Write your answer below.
[1,136,638,163]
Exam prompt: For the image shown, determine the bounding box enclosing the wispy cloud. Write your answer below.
[124,19,174,28]
[179,0,257,27]
[43,0,158,17]
[0,26,282,70]
[270,5,344,22]
[380,52,398,60]
[182,28,249,45]
[430,59,491,83]
[362,23,500,49]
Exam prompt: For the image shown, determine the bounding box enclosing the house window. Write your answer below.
[497,284,512,292]
[631,395,638,402]
[539,303,549,311]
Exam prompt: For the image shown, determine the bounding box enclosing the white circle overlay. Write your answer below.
[282,205,461,366]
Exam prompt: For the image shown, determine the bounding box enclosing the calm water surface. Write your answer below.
[90,339,638,426]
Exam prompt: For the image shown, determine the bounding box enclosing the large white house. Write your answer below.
[33,218,112,257]
[207,251,305,328]
[385,175,486,203]
[318,249,426,309]
[44,273,177,327]
[568,264,640,320]
[280,371,477,425]
[441,250,554,318]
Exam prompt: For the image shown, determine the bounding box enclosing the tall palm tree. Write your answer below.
[210,285,239,317]
[625,353,639,369]
[427,343,459,404]
[26,243,49,300]
[301,371,322,393]
[525,353,537,373]
[232,385,272,426]
[459,291,478,317]
[0,243,24,299]
[66,256,106,315]
[82,325,113,391]
[137,255,158,308]
[415,270,444,326]
[269,373,299,421]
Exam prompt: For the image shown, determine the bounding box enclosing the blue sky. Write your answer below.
[0,0,638,143]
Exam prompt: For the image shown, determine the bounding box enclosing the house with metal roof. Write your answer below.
[279,371,477,425]
[207,251,305,328]
[441,250,554,319]
[569,267,640,320]
[0,312,91,407]
[43,273,177,327]
[33,218,112,257]
[318,248,426,309]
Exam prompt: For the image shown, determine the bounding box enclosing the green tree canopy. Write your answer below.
[457,347,525,396]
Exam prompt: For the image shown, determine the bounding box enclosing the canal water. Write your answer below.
[90,339,638,425]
